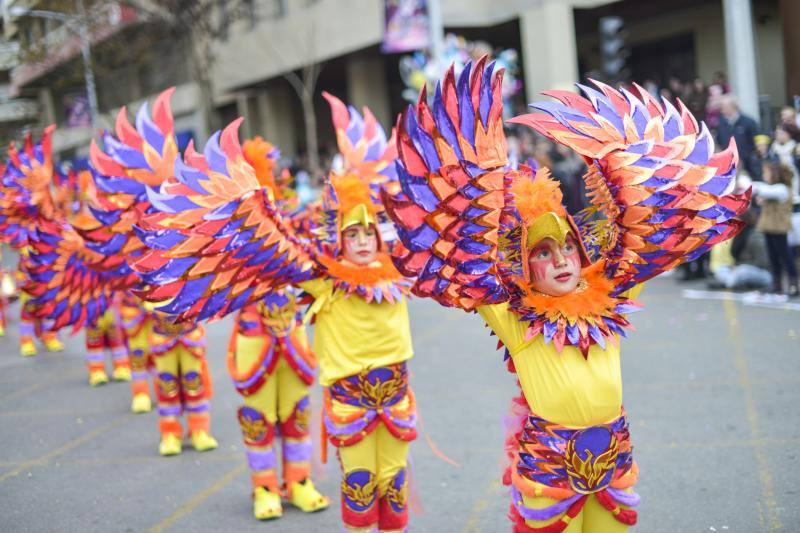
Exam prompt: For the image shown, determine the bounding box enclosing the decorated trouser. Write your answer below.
[121,304,152,400]
[230,331,316,493]
[508,410,639,533]
[324,363,417,532]
[19,293,61,348]
[84,308,129,375]
[152,327,212,438]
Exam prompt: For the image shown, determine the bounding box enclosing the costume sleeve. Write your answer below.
[477,302,527,352]
[298,278,332,299]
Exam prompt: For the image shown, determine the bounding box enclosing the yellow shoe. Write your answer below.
[20,340,37,357]
[288,479,330,513]
[159,434,182,456]
[253,487,283,520]
[0,324,5,337]
[44,338,65,352]
[111,367,132,382]
[190,430,218,452]
[88,370,109,387]
[131,393,152,414]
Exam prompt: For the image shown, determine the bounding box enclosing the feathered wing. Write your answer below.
[0,126,62,249]
[25,89,180,331]
[323,91,398,186]
[511,80,750,292]
[132,118,318,324]
[383,58,510,310]
[25,217,134,332]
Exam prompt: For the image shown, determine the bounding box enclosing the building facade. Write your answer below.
[0,0,796,159]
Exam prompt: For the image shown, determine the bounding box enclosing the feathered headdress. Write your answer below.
[315,93,399,256]
[501,166,591,282]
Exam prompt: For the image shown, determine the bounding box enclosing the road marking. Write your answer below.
[0,369,83,404]
[0,415,132,483]
[148,463,246,533]
[723,299,783,531]
[462,478,501,533]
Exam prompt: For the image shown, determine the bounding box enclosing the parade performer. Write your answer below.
[120,293,154,413]
[25,92,216,454]
[383,60,749,532]
[126,93,414,532]
[223,137,328,519]
[83,292,132,386]
[0,130,66,356]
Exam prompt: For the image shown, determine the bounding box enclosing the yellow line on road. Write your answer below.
[0,415,132,483]
[149,463,246,533]
[462,478,501,533]
[723,299,783,531]
[0,369,83,404]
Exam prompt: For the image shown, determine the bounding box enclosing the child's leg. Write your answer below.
[152,348,183,452]
[276,355,328,512]
[276,357,313,488]
[336,407,379,532]
[178,345,212,440]
[19,296,37,356]
[581,492,632,533]
[127,323,152,412]
[765,233,783,289]
[233,334,281,494]
[84,325,109,382]
[106,316,130,380]
[776,233,798,280]
[375,424,411,533]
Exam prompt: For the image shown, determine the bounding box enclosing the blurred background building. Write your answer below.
[0,0,797,166]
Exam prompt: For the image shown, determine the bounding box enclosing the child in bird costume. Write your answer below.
[227,137,329,519]
[383,59,749,532]
[128,93,416,532]
[0,130,69,356]
[25,92,216,454]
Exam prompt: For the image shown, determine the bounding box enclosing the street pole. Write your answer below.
[427,0,445,73]
[75,0,100,129]
[12,4,101,128]
[722,0,760,121]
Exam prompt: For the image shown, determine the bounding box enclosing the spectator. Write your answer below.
[752,162,798,296]
[753,134,777,181]
[711,70,731,94]
[550,143,587,213]
[706,84,724,131]
[716,94,759,178]
[778,106,800,142]
[685,78,708,124]
[770,125,799,195]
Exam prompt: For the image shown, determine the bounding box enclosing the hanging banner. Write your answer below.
[63,92,91,128]
[382,0,430,53]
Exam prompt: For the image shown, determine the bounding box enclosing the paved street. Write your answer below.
[0,276,797,532]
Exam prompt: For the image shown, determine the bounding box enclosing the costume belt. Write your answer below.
[510,411,639,530]
[323,363,416,449]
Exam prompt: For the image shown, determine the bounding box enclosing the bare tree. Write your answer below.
[13,0,249,134]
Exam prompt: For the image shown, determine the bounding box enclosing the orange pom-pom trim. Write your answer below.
[511,168,566,224]
[317,253,404,287]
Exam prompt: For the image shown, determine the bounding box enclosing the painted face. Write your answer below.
[528,236,582,296]
[341,224,379,265]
